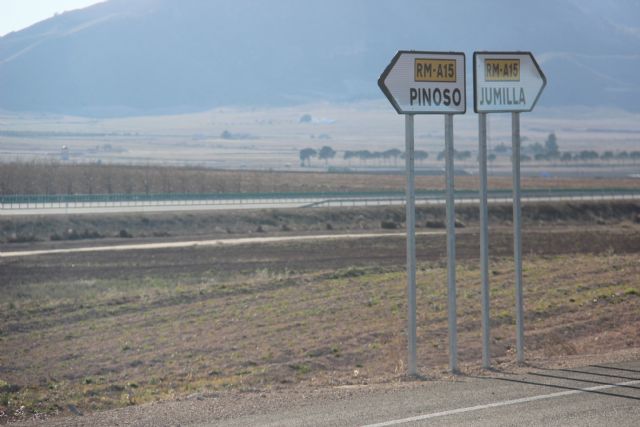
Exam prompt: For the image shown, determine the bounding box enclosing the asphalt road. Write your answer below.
[209,361,640,426]
[22,360,640,426]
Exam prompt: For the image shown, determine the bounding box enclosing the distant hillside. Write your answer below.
[0,0,639,116]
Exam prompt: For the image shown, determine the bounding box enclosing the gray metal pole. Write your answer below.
[444,114,457,373]
[405,114,417,376]
[512,112,524,364]
[478,113,490,369]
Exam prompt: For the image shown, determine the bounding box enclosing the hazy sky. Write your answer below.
[1,0,105,36]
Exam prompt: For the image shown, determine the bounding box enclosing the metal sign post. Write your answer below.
[478,112,490,368]
[444,113,458,372]
[379,51,466,375]
[405,114,417,375]
[511,112,525,363]
[474,51,546,365]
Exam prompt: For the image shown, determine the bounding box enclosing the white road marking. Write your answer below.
[0,231,445,258]
[362,379,640,427]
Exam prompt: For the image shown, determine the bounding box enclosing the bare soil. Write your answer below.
[0,202,639,424]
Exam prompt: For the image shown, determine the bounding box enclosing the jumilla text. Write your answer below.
[478,87,526,106]
[409,87,462,107]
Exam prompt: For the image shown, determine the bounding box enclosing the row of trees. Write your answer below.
[481,134,640,163]
[301,147,421,167]
[309,146,640,166]
[299,146,336,166]
[519,150,640,163]
[300,145,640,167]
[300,133,640,167]
[301,146,452,166]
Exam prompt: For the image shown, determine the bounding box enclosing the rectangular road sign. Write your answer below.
[473,52,546,113]
[379,51,466,115]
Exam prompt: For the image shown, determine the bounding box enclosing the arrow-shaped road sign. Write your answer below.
[473,51,546,113]
[378,51,466,115]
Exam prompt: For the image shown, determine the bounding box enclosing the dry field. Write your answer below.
[1,162,639,196]
[1,102,640,172]
[1,201,639,423]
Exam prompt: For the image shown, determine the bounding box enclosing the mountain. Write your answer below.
[0,0,639,116]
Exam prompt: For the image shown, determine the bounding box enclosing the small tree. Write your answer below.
[601,151,614,162]
[544,133,559,156]
[299,148,317,167]
[383,148,402,165]
[415,150,429,163]
[318,146,336,166]
[437,149,467,162]
[356,150,372,165]
[343,150,356,165]
[578,150,599,163]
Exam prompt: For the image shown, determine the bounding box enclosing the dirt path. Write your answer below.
[0,230,445,258]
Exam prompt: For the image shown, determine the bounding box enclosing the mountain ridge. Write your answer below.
[1,0,639,116]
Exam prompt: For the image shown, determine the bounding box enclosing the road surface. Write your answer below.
[20,360,640,426]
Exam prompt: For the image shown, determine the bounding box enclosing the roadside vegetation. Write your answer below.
[1,251,638,423]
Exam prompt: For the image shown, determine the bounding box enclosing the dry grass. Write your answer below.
[1,251,638,422]
[1,161,638,195]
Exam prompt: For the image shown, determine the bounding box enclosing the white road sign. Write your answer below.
[473,52,546,113]
[378,51,466,115]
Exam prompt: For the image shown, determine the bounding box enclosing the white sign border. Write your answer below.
[473,51,547,114]
[378,50,467,115]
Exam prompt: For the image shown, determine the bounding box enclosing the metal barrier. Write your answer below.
[1,188,639,211]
